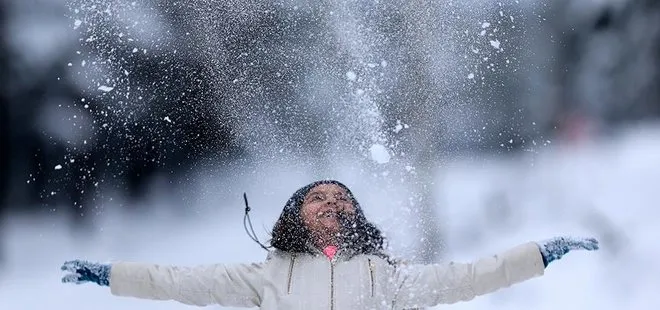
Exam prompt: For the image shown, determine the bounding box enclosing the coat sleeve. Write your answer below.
[109,261,266,307]
[391,242,545,308]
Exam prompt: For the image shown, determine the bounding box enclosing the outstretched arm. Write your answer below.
[391,236,598,309]
[61,260,266,308]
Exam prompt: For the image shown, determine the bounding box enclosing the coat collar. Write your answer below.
[303,241,360,262]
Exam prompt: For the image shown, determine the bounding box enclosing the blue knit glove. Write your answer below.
[61,260,111,286]
[537,236,599,267]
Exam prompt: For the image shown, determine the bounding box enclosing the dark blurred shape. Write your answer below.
[594,9,613,31]
[0,0,245,230]
[543,0,660,143]
[0,2,7,265]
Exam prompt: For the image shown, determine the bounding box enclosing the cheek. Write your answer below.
[300,205,319,225]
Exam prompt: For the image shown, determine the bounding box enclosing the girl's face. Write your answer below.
[300,183,356,245]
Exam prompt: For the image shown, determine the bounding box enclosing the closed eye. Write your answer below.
[308,194,323,201]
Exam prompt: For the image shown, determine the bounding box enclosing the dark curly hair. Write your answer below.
[270,180,389,259]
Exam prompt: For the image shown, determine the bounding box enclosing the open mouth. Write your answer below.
[317,210,338,219]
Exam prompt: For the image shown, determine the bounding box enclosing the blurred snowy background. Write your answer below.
[1,0,659,309]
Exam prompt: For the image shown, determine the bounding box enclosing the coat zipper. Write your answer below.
[287,255,296,294]
[330,260,335,310]
[367,258,375,297]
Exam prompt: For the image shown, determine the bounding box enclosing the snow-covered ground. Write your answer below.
[1,124,659,310]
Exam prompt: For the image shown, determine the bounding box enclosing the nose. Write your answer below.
[326,199,348,214]
[327,197,347,209]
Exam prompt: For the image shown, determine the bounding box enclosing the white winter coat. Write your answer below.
[109,242,545,309]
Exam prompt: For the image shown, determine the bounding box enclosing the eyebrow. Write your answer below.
[304,191,322,199]
[304,190,347,199]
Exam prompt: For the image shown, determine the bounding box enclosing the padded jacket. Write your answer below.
[109,242,545,309]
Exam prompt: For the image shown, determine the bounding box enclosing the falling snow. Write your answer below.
[489,39,501,50]
[345,71,357,81]
[369,144,391,164]
[1,0,657,308]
